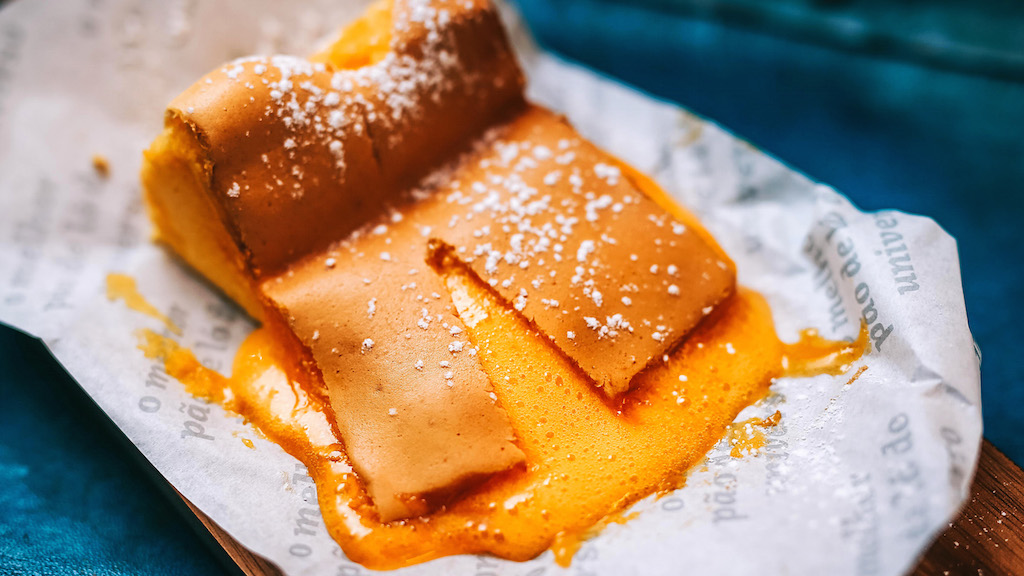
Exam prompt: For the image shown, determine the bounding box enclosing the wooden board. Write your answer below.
[185,440,1024,576]
[912,440,1024,575]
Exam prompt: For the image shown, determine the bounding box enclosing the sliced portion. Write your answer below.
[265,219,524,520]
[421,106,736,396]
[152,0,524,279]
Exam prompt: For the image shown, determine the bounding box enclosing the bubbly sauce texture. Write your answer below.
[724,411,782,459]
[120,266,867,569]
[780,324,869,378]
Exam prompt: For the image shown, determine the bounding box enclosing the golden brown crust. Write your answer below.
[168,62,381,278]
[264,212,525,521]
[422,107,735,395]
[168,0,524,278]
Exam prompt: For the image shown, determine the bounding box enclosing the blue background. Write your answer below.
[2,0,1022,573]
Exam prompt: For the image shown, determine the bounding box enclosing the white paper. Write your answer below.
[0,1,982,575]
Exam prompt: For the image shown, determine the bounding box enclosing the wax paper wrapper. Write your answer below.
[0,0,982,575]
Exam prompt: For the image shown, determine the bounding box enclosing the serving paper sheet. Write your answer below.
[0,1,982,575]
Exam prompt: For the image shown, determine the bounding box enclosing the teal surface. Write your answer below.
[0,329,233,575]
[2,0,1022,574]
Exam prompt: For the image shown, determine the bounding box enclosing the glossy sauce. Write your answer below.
[723,410,782,459]
[125,266,866,569]
[779,325,868,378]
[106,274,181,336]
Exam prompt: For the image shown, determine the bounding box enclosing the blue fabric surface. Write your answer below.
[2,0,1021,574]
[0,329,230,575]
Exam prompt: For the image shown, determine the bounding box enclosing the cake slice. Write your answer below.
[142,0,734,521]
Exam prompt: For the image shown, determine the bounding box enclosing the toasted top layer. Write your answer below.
[168,0,524,277]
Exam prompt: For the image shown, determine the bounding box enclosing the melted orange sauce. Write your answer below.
[550,508,639,567]
[779,323,868,378]
[106,273,182,335]
[137,329,224,401]
[724,410,782,458]
[119,266,867,570]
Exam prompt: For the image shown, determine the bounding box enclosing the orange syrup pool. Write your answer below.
[115,267,867,570]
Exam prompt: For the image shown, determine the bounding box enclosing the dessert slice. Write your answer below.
[142,0,734,521]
